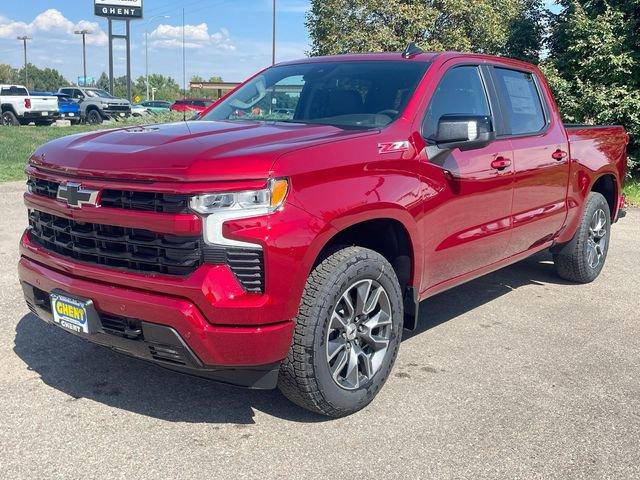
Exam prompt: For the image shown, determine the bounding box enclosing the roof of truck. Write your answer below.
[276,51,539,72]
[278,52,440,66]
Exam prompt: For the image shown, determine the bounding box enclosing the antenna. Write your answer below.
[402,42,424,59]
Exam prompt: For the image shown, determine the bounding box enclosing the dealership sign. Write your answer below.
[94,0,143,19]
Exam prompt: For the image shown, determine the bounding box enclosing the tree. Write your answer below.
[10,64,69,91]
[96,72,110,90]
[0,64,17,84]
[545,1,640,174]
[306,0,545,62]
[133,74,181,101]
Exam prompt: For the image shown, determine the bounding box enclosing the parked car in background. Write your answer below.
[138,100,172,114]
[20,50,629,417]
[170,98,213,113]
[58,87,131,124]
[31,92,81,124]
[131,104,150,117]
[0,85,59,126]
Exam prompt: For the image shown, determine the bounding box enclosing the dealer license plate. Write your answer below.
[41,112,48,116]
[51,293,90,334]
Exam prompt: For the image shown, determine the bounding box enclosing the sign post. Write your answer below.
[94,0,143,100]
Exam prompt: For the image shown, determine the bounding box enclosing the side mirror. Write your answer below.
[430,115,495,151]
[77,95,85,102]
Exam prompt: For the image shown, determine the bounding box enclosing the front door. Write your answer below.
[417,64,515,290]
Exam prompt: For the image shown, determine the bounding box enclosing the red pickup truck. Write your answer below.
[19,49,628,417]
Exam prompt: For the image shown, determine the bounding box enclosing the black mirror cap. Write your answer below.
[430,115,495,151]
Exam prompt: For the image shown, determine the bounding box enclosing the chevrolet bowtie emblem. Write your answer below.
[57,183,99,208]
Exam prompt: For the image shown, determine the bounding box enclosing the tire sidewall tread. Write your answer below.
[554,192,611,283]
[278,246,403,417]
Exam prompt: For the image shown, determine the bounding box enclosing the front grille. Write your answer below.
[27,177,190,214]
[101,190,190,213]
[27,209,265,291]
[101,314,143,340]
[28,210,203,276]
[106,105,130,112]
[27,177,58,199]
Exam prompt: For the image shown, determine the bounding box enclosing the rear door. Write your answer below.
[418,63,515,287]
[490,67,570,254]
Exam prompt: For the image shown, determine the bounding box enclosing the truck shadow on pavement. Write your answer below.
[13,251,569,424]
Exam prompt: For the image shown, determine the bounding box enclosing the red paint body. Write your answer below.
[19,52,628,377]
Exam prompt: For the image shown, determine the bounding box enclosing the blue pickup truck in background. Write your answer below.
[31,92,81,124]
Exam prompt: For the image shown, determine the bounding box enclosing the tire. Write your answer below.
[553,192,611,283]
[1,110,19,126]
[278,246,403,417]
[86,109,103,124]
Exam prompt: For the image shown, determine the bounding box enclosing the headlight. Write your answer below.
[190,178,288,214]
[190,178,289,247]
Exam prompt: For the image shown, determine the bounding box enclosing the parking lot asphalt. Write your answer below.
[0,180,638,479]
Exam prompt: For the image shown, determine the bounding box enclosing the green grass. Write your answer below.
[0,112,187,182]
[624,177,640,207]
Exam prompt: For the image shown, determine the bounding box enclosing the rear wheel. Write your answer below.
[1,110,19,126]
[278,246,403,417]
[86,109,103,124]
[553,192,611,283]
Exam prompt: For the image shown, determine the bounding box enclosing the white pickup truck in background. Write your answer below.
[0,85,59,126]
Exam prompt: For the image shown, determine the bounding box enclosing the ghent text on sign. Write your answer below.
[94,0,143,19]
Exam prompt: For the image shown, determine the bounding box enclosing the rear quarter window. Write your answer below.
[493,68,546,135]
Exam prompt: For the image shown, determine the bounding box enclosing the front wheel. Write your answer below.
[553,192,611,283]
[278,246,403,417]
[86,109,103,124]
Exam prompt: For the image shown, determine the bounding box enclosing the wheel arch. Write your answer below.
[310,212,421,330]
[590,173,618,219]
[1,103,17,114]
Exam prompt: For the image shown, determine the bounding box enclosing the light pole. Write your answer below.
[145,15,170,101]
[272,0,276,65]
[74,30,92,86]
[16,36,31,87]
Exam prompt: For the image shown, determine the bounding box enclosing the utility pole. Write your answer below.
[145,15,170,101]
[272,0,276,65]
[74,30,92,86]
[16,36,31,87]
[182,8,186,97]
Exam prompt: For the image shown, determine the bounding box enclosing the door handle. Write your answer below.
[490,157,511,170]
[552,149,568,160]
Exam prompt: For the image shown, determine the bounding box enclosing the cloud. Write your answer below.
[0,9,108,46]
[149,23,235,51]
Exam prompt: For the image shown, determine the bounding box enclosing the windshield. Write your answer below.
[85,88,115,99]
[201,60,430,128]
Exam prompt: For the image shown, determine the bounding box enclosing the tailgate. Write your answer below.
[29,96,58,112]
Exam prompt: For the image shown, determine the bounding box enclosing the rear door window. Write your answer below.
[1,86,29,96]
[493,68,546,135]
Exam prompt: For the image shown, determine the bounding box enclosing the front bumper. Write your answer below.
[103,108,131,118]
[19,250,295,389]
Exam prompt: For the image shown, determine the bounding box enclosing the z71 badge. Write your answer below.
[377,141,410,154]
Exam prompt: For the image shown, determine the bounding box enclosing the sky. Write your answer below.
[0,1,562,86]
[0,0,312,84]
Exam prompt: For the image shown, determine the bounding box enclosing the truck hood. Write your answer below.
[30,120,374,182]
